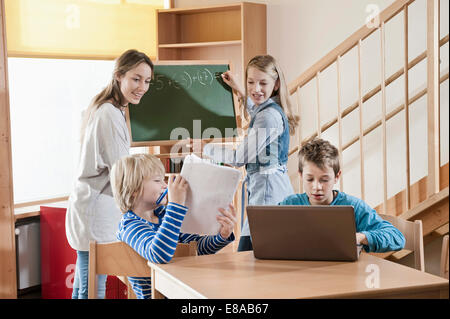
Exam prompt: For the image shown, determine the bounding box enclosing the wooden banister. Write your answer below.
[289,0,448,215]
[294,35,448,147]
[380,21,388,211]
[403,4,411,210]
[426,0,441,197]
[288,0,415,94]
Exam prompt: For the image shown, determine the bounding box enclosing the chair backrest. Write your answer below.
[88,240,198,299]
[378,214,425,272]
[440,235,449,279]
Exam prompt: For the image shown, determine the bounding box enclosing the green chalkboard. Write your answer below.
[127,63,237,145]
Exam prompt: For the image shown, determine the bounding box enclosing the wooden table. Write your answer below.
[148,251,449,299]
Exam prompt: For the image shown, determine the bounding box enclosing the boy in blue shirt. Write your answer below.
[280,138,405,253]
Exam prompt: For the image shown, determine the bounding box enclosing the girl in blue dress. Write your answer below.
[203,55,299,251]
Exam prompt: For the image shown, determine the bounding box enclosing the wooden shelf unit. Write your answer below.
[156,2,267,91]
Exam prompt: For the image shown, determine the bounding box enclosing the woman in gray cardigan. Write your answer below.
[65,49,153,299]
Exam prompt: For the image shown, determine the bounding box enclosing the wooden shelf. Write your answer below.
[157,2,266,82]
[158,3,242,15]
[159,40,242,49]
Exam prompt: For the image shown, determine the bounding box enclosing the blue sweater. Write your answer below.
[117,202,235,299]
[279,191,405,253]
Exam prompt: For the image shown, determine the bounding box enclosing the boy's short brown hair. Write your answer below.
[298,138,340,176]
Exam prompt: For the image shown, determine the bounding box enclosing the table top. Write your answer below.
[149,251,449,299]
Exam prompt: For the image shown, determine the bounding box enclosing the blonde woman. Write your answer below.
[203,55,300,251]
[65,49,153,299]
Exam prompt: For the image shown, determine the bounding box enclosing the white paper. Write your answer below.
[179,154,241,235]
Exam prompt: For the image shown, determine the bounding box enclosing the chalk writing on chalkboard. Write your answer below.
[150,68,222,91]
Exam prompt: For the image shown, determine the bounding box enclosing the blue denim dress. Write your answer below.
[240,100,294,237]
[202,97,294,238]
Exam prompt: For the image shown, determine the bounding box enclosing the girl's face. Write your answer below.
[300,161,341,206]
[136,174,167,209]
[246,66,280,106]
[117,62,152,105]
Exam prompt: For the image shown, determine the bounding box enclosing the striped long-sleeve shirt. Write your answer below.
[116,202,235,299]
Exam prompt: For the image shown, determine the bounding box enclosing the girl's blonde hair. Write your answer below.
[80,49,154,144]
[110,153,165,213]
[243,55,299,135]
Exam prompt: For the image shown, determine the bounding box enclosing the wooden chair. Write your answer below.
[378,214,425,272]
[88,240,197,299]
[440,235,449,279]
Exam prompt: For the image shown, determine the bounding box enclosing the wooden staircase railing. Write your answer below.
[288,0,448,224]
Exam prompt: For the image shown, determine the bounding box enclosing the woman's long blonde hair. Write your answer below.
[243,55,299,135]
[80,49,154,144]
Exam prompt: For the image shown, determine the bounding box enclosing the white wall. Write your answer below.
[176,0,449,209]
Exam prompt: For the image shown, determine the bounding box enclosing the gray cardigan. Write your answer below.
[66,103,130,251]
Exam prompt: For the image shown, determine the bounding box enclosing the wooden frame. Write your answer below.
[125,59,238,148]
[426,0,441,197]
[315,72,321,138]
[0,0,17,299]
[357,40,365,200]
[403,5,411,211]
[380,22,388,212]
[336,56,344,191]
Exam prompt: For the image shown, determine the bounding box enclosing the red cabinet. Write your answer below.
[40,206,127,299]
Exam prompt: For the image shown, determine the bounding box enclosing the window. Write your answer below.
[8,57,115,203]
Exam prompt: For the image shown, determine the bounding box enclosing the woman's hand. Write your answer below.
[221,71,245,99]
[217,204,237,239]
[167,174,189,206]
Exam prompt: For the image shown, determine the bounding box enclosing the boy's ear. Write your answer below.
[335,170,342,182]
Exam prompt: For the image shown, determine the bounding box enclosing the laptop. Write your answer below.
[246,205,361,261]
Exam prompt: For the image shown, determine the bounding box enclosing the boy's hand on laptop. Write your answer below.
[356,232,368,246]
[168,174,188,206]
[217,204,237,239]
